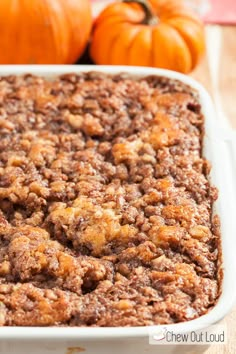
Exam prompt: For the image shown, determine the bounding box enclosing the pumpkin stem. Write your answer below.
[123,0,158,26]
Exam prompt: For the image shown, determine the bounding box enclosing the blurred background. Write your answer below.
[91,0,236,24]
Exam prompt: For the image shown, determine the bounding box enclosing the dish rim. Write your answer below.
[0,65,235,339]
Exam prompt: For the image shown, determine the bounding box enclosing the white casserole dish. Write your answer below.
[0,65,235,354]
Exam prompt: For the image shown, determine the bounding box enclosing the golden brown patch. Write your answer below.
[66,347,85,354]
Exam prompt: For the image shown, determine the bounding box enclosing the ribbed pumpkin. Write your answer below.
[0,0,92,64]
[90,0,205,73]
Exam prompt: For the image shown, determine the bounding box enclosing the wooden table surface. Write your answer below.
[191,25,236,354]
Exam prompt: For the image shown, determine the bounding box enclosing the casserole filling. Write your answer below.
[0,72,220,326]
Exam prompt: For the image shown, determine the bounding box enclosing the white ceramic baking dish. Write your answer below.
[0,65,236,354]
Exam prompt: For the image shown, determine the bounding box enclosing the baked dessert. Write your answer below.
[0,72,220,327]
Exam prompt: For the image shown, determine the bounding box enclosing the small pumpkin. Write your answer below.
[0,0,92,64]
[90,0,205,73]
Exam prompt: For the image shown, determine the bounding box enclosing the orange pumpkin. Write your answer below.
[90,0,205,73]
[0,0,92,64]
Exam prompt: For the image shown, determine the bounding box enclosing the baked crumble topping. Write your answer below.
[0,72,220,326]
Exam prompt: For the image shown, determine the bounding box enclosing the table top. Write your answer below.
[191,24,236,354]
[191,25,236,130]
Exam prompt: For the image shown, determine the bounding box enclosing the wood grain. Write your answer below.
[219,26,236,128]
[192,25,236,354]
[190,31,212,93]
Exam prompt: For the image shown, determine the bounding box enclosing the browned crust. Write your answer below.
[0,72,221,327]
